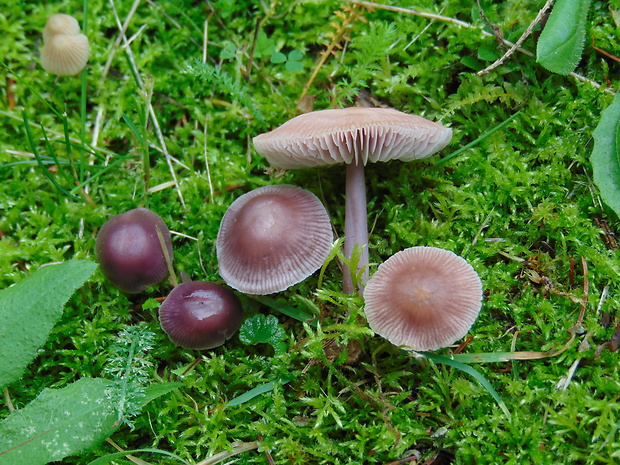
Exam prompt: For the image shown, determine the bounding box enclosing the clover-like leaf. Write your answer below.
[238,314,287,355]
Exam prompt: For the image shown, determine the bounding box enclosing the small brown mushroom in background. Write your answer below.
[216,184,333,295]
[41,13,89,76]
[159,281,243,350]
[253,107,452,295]
[96,208,173,293]
[363,246,482,351]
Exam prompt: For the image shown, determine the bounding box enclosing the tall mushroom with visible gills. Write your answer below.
[253,107,452,294]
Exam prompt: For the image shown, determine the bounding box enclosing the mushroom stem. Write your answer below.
[343,159,369,295]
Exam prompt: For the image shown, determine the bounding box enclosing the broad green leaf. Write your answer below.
[0,378,117,465]
[0,260,98,389]
[536,0,592,75]
[238,314,287,355]
[591,93,620,217]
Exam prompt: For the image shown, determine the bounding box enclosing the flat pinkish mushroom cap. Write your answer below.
[253,107,452,169]
[217,185,333,295]
[363,246,482,351]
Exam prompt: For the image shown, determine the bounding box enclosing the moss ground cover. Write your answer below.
[1,0,619,463]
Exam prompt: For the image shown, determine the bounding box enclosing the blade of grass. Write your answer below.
[40,122,72,183]
[421,351,511,419]
[226,377,293,407]
[435,111,522,166]
[250,296,313,321]
[22,110,81,201]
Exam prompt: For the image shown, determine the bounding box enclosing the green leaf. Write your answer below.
[270,52,287,64]
[591,93,620,217]
[255,31,275,58]
[0,260,98,389]
[226,377,293,407]
[0,378,118,465]
[285,60,304,72]
[536,0,592,75]
[238,314,287,355]
[288,49,304,61]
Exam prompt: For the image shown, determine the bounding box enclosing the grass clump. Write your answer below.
[1,0,619,464]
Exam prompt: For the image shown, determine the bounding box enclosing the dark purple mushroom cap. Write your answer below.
[95,208,173,293]
[159,281,243,349]
[363,246,482,351]
[216,185,333,294]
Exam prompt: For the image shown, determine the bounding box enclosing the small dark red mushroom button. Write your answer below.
[158,281,243,349]
[96,208,173,293]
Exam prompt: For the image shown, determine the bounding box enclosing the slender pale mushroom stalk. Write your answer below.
[253,107,452,295]
[363,246,482,351]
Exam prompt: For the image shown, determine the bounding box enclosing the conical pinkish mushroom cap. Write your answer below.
[217,185,333,295]
[253,107,452,169]
[363,246,482,351]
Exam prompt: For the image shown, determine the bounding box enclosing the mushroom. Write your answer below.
[253,107,452,294]
[217,184,333,294]
[96,208,173,293]
[41,13,89,76]
[159,281,243,349]
[363,246,482,351]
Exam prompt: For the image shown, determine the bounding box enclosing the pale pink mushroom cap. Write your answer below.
[217,185,333,295]
[363,246,482,351]
[253,107,452,168]
[41,14,89,76]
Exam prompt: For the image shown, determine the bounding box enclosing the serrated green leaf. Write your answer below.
[0,378,118,465]
[536,0,592,75]
[238,313,287,355]
[591,93,620,217]
[0,260,98,389]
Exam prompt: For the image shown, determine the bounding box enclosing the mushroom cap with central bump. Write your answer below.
[159,281,243,349]
[253,107,452,169]
[363,246,482,351]
[217,185,333,295]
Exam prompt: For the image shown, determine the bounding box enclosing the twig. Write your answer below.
[194,441,260,465]
[478,0,555,75]
[104,439,152,465]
